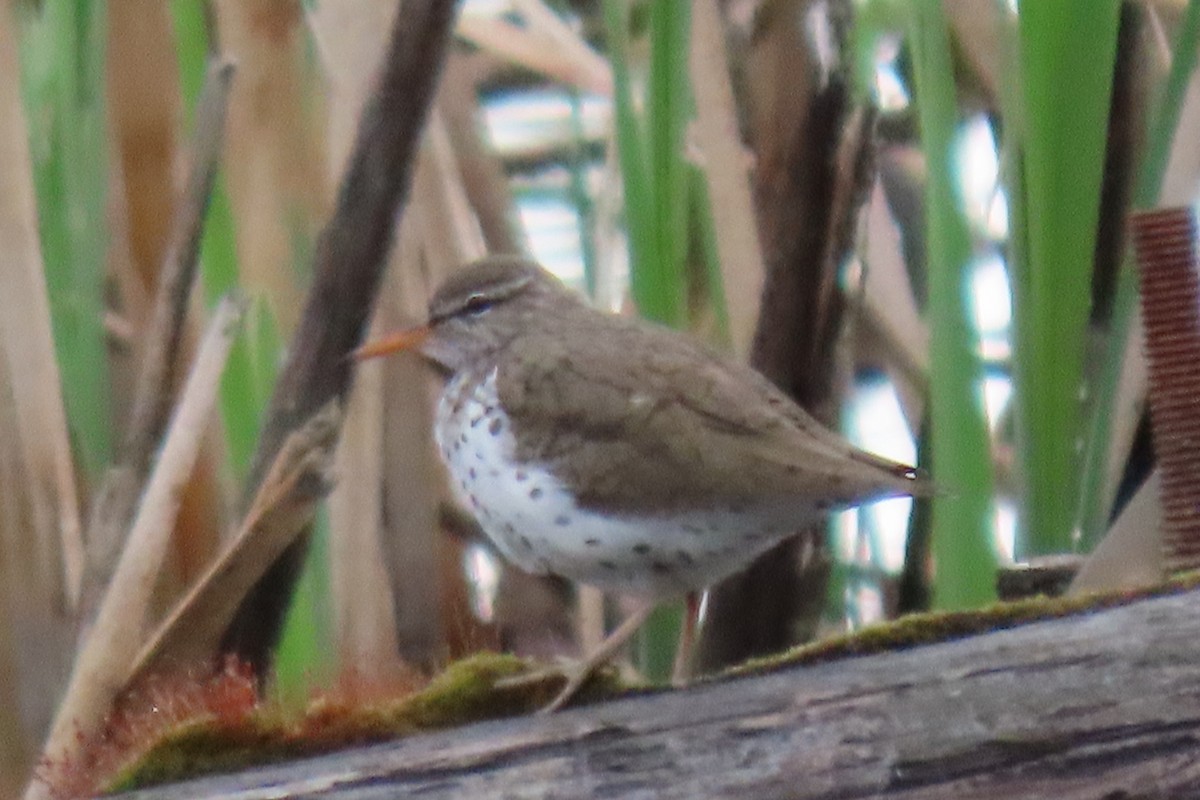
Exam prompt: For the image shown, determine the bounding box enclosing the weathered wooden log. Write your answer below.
[120,587,1200,799]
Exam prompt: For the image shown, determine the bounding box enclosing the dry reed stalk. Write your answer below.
[306,0,396,171]
[0,361,63,798]
[510,0,613,94]
[456,7,611,96]
[214,0,325,332]
[27,297,245,800]
[688,0,766,361]
[380,205,449,668]
[860,180,929,430]
[0,581,28,798]
[309,0,424,673]
[1069,468,1164,594]
[420,111,489,268]
[440,52,526,255]
[401,115,493,665]
[106,9,227,610]
[0,2,83,610]
[329,332,400,676]
[80,58,236,624]
[107,0,183,291]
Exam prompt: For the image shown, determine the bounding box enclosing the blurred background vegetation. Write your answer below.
[2,0,1199,793]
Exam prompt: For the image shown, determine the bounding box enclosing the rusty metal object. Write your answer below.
[1131,207,1200,573]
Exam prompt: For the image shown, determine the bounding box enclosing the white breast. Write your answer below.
[434,369,803,598]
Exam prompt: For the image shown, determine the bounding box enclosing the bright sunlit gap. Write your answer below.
[517,197,587,284]
[955,114,1008,240]
[482,89,609,158]
[839,379,914,575]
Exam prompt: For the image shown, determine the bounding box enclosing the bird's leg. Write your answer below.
[671,591,701,687]
[535,600,656,714]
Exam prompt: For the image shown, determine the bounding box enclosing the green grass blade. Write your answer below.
[1013,0,1121,555]
[16,0,112,480]
[644,0,690,327]
[603,0,695,676]
[909,0,997,609]
[602,0,656,313]
[273,506,335,706]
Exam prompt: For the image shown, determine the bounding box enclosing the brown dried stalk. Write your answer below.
[27,297,245,800]
[80,58,236,624]
[219,0,459,671]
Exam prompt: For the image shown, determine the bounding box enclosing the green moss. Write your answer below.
[105,652,628,794]
[725,571,1200,679]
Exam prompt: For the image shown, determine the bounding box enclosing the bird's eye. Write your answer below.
[462,294,493,316]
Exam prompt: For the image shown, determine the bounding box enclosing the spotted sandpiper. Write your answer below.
[356,255,930,710]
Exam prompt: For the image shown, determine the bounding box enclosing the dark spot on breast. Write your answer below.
[515,470,528,482]
[676,550,694,565]
[503,523,517,535]
[786,464,799,475]
[632,543,651,556]
[682,524,704,535]
[599,560,617,571]
[529,487,543,500]
[651,561,671,575]
[520,535,533,550]
[474,451,484,462]
[470,415,483,428]
[488,417,503,436]
[554,514,571,526]
[584,538,600,547]
[743,532,763,543]
[459,432,468,444]
[468,467,477,480]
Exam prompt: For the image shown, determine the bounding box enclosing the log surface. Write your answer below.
[121,589,1200,799]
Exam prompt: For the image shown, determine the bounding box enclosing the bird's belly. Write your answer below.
[436,372,801,597]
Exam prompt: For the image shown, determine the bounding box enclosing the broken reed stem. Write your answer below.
[80,57,236,623]
[129,403,341,684]
[27,296,245,800]
[1131,206,1200,574]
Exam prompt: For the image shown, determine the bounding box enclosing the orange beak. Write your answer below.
[353,325,431,361]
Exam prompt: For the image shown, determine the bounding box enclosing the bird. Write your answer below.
[355,255,930,711]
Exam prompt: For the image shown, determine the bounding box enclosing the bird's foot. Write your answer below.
[495,656,603,713]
